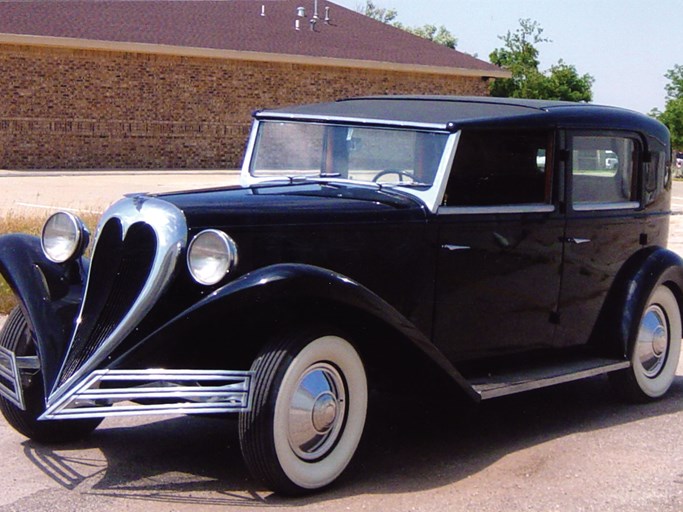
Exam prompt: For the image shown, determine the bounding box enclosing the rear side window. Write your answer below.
[643,149,669,205]
[570,134,639,209]
[445,130,552,206]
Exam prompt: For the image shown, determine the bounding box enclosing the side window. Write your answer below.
[570,134,639,209]
[643,149,668,205]
[445,130,551,206]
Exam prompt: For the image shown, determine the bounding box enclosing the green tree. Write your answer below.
[489,19,593,102]
[542,61,594,102]
[664,64,683,100]
[489,18,547,97]
[659,101,683,150]
[652,65,683,150]
[357,0,397,24]
[358,1,457,49]
[400,23,457,49]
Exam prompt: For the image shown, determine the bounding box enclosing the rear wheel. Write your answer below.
[239,328,367,495]
[610,285,682,402]
[0,306,101,443]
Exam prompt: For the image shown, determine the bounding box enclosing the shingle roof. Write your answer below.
[0,0,504,75]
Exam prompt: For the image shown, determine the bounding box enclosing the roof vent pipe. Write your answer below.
[260,4,265,16]
[296,6,305,17]
[295,18,301,30]
[324,6,330,23]
[313,0,319,20]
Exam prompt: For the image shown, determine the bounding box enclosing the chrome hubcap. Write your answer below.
[288,363,346,461]
[636,305,669,378]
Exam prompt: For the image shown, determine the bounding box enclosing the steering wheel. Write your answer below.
[372,169,416,183]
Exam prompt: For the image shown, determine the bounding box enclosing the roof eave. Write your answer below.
[0,33,512,79]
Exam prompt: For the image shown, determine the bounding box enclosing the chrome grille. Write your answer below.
[57,220,157,386]
[49,196,187,405]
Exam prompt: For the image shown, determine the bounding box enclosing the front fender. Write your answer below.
[115,263,478,400]
[592,246,683,357]
[0,234,86,390]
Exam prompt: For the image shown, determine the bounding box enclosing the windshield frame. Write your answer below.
[240,118,460,213]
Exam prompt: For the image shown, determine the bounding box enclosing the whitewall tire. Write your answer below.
[239,329,367,495]
[611,285,682,401]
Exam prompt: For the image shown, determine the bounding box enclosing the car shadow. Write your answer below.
[20,374,683,506]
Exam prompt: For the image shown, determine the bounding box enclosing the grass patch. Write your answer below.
[0,276,16,315]
[0,211,100,316]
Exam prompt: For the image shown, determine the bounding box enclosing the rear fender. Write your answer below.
[116,263,478,401]
[592,246,683,357]
[0,234,87,390]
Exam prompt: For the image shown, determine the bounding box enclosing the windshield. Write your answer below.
[249,121,449,187]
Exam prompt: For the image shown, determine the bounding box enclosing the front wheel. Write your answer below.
[239,328,367,495]
[610,285,682,402]
[0,306,102,443]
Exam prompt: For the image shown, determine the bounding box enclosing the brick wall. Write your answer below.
[0,44,489,170]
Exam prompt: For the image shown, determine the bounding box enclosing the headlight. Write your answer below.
[41,211,89,263]
[187,229,238,286]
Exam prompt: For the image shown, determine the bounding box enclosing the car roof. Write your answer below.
[256,95,669,145]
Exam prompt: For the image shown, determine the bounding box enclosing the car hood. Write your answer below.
[151,182,427,230]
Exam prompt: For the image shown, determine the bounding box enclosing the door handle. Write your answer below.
[564,237,591,245]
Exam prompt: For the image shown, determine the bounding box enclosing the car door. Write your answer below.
[555,131,643,347]
[432,129,565,362]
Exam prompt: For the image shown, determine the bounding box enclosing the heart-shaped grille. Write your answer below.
[49,196,187,403]
[57,219,157,386]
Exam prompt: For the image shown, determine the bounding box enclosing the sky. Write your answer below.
[331,0,683,114]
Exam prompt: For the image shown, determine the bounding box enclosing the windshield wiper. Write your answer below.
[380,181,431,188]
[257,175,386,190]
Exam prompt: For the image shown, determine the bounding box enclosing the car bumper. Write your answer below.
[0,346,253,419]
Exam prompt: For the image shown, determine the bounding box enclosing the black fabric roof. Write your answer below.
[257,96,667,140]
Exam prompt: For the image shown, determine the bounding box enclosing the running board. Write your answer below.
[470,358,630,400]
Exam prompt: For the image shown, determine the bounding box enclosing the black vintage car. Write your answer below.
[0,96,680,495]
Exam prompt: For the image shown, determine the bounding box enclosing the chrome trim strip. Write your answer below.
[573,201,640,211]
[438,204,556,215]
[41,369,252,420]
[414,131,460,214]
[442,244,471,251]
[0,346,25,410]
[239,119,261,187]
[254,112,449,131]
[49,196,188,406]
[16,356,40,371]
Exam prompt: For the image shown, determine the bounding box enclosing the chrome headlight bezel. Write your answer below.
[41,211,89,264]
[186,229,238,286]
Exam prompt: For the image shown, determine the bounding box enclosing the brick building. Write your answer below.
[0,0,508,170]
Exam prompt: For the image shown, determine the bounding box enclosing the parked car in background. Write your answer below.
[676,151,682,169]
[604,150,619,169]
[0,96,679,495]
